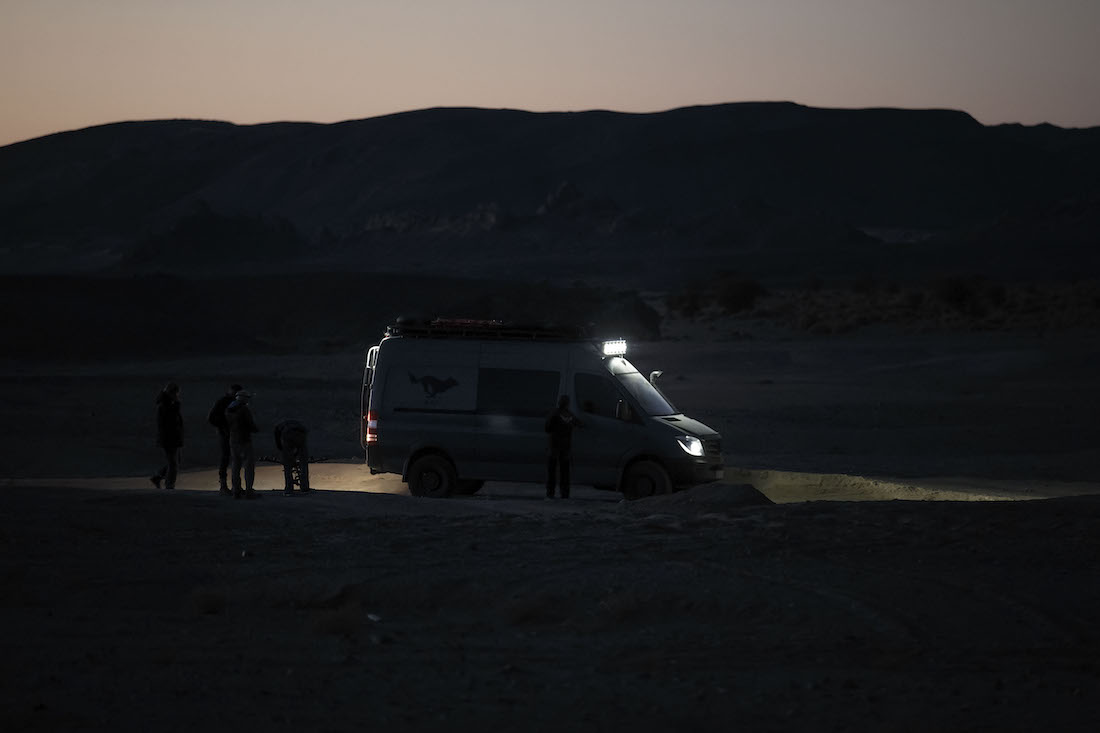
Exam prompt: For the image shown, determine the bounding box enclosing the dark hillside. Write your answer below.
[2,103,1098,284]
[0,274,659,361]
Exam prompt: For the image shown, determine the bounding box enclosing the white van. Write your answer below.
[361,318,723,499]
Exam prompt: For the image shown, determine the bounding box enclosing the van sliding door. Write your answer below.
[474,367,562,482]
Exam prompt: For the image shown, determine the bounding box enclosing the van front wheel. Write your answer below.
[407,455,457,498]
[621,460,672,500]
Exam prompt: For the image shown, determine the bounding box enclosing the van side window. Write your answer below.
[575,373,623,418]
[477,368,560,416]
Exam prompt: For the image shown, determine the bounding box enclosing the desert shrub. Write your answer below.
[985,281,1008,308]
[932,275,985,315]
[849,274,880,295]
[799,276,823,292]
[714,274,766,314]
[902,290,925,310]
[666,290,706,319]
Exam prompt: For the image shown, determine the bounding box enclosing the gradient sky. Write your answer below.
[3,0,1099,147]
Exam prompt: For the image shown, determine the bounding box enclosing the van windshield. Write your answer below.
[606,357,677,416]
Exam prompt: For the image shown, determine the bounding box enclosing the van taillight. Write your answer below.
[365,411,378,443]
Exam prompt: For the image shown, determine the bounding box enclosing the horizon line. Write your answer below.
[4,100,1095,148]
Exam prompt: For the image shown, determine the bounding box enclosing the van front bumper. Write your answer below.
[671,459,725,488]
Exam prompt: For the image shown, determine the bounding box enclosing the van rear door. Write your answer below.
[361,345,380,449]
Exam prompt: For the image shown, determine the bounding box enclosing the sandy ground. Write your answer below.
[3,329,1100,731]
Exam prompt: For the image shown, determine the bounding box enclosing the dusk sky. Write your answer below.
[3,0,1099,147]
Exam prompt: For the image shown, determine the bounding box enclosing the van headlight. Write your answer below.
[676,435,704,457]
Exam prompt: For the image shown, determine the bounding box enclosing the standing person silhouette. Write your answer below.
[207,383,242,495]
[544,394,582,499]
[150,382,183,490]
[225,390,259,499]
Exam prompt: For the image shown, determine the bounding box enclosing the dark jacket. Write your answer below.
[156,392,184,449]
[544,407,581,455]
[207,393,235,432]
[225,400,259,444]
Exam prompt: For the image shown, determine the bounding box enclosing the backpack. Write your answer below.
[208,394,232,429]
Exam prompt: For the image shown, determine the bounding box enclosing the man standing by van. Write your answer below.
[545,395,582,499]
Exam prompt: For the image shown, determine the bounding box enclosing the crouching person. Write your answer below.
[274,419,310,493]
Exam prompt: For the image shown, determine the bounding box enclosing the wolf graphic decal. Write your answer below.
[409,372,459,398]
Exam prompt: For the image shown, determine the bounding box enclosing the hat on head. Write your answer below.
[235,390,253,401]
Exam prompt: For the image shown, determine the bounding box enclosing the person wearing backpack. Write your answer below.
[207,383,242,494]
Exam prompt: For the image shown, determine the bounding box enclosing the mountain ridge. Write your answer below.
[2,102,1098,284]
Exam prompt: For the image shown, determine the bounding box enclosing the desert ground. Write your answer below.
[3,321,1100,731]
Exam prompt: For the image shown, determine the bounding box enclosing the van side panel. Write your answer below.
[465,342,566,481]
[369,339,480,477]
[469,366,562,481]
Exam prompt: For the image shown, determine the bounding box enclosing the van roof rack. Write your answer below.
[386,317,590,341]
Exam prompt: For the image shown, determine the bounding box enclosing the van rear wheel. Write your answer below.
[621,460,672,500]
[407,455,457,498]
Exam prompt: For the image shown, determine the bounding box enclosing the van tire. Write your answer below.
[621,460,672,500]
[455,479,484,495]
[407,455,457,498]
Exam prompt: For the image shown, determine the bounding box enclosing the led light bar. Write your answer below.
[602,339,627,356]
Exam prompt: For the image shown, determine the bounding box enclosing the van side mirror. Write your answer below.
[649,370,663,386]
[615,400,633,421]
